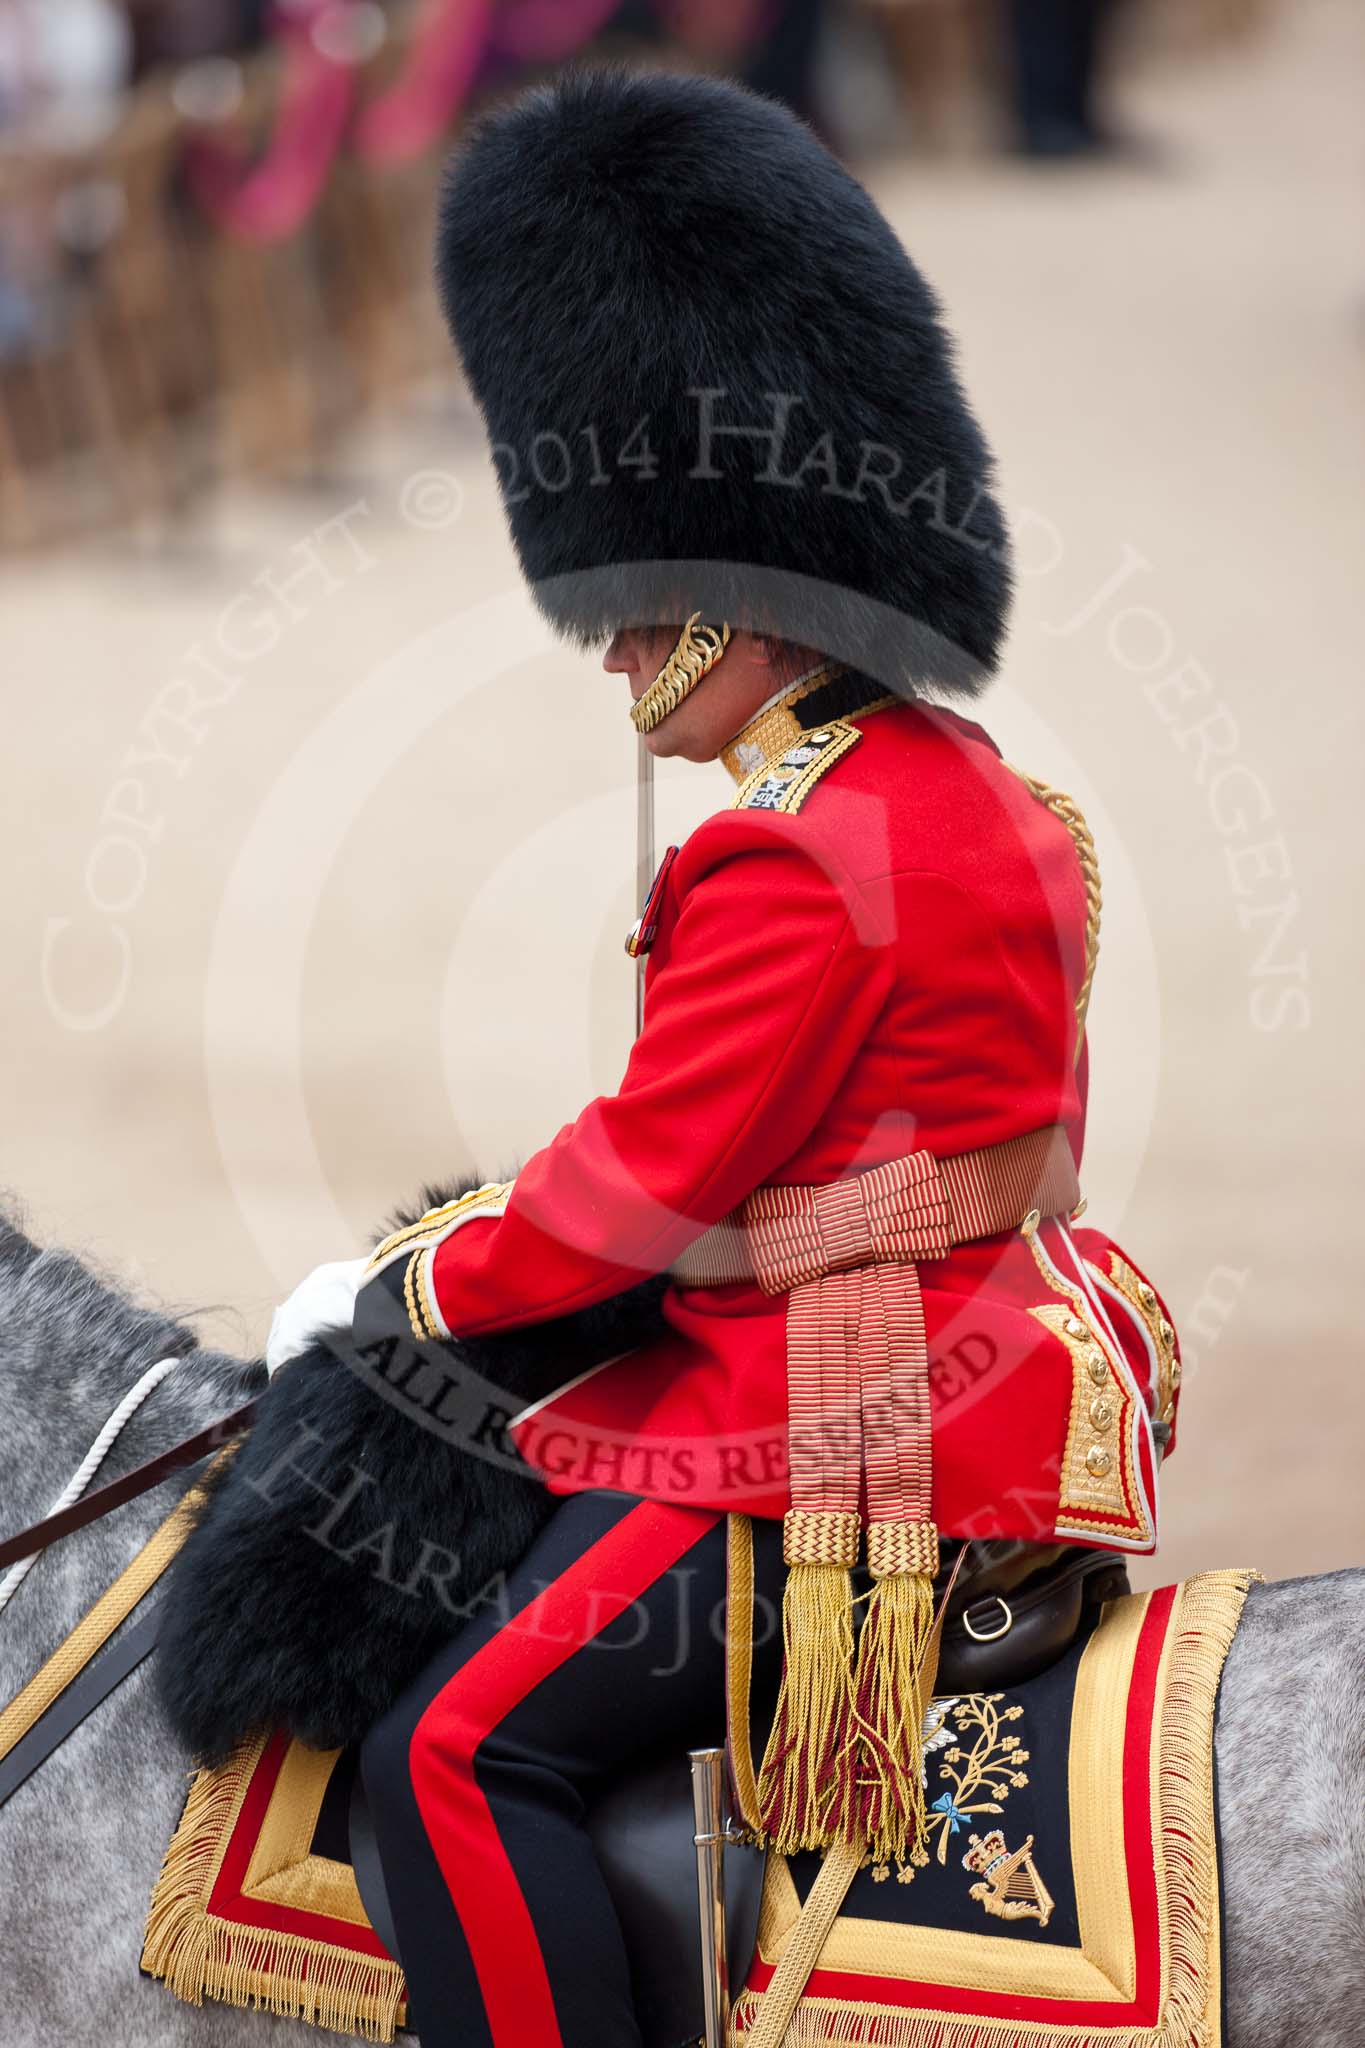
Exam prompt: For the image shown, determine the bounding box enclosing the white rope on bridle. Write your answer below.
[0,1353,182,1620]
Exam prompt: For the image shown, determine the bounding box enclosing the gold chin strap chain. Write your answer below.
[629,614,731,735]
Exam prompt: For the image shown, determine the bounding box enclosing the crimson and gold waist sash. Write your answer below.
[673,1125,1080,1870]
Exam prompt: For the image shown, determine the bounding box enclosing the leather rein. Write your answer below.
[0,1399,258,1812]
[0,1399,258,1573]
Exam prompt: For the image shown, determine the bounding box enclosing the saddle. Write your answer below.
[935,1538,1131,1691]
[141,1540,1126,2047]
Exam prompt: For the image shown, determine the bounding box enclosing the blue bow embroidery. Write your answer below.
[932,1792,967,1834]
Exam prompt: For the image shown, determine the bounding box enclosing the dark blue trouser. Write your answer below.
[360,1491,783,2047]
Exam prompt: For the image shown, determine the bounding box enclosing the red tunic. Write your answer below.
[388,697,1179,1553]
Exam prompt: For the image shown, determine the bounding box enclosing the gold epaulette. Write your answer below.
[730,721,862,815]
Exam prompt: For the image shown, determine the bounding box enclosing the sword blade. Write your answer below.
[635,735,654,1038]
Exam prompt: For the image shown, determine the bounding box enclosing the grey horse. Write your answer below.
[1,1209,1362,2048]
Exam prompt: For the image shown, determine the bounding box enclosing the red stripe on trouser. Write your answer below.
[407,1500,722,2048]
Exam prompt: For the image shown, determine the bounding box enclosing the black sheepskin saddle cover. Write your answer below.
[157,1192,668,1766]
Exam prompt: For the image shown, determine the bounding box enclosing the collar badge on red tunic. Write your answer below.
[624,845,679,959]
[732,721,863,814]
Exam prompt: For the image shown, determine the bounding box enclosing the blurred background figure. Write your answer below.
[0,0,130,379]
[123,3,273,74]
[0,0,1293,549]
[0,0,131,147]
[1006,0,1121,156]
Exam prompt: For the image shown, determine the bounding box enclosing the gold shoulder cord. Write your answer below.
[1009,767,1102,1064]
[629,614,731,735]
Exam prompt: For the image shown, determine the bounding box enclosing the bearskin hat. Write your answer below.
[436,68,1012,695]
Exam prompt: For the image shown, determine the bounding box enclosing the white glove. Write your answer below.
[265,1257,369,1377]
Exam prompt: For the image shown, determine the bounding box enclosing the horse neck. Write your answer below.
[5,1329,255,1526]
[0,1349,263,1689]
[0,1256,215,1521]
[0,1226,262,1677]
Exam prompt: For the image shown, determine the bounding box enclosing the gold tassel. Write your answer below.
[757,1561,860,1852]
[852,1568,934,1867]
[849,1520,940,1868]
[757,1509,864,1853]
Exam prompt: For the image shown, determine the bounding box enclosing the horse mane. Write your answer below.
[0,1205,261,1533]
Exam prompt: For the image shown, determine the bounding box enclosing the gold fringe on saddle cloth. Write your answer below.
[141,1732,406,2043]
[676,1127,1082,1870]
[730,1569,1258,2048]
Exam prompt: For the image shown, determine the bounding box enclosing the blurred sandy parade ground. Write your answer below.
[2,0,1361,1592]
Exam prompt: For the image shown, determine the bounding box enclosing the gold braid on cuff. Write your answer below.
[629,614,731,734]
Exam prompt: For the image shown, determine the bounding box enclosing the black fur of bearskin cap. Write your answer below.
[436,67,1013,697]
